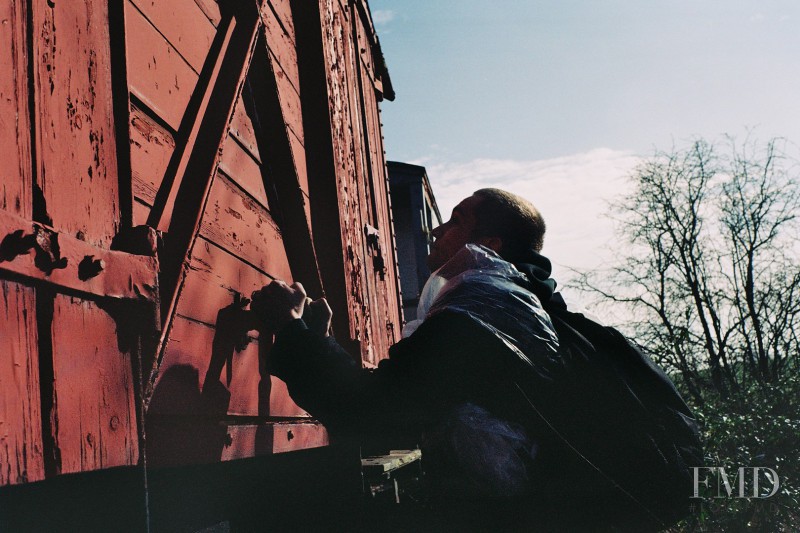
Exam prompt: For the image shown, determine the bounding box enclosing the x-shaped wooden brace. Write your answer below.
[144,0,322,408]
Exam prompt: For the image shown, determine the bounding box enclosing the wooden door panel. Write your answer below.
[0,0,32,218]
[0,0,158,486]
[32,0,120,248]
[50,295,140,473]
[0,280,45,485]
[218,133,270,209]
[178,237,281,327]
[198,173,291,280]
[230,96,262,162]
[125,0,199,132]
[130,102,177,208]
[151,315,307,418]
[129,0,216,73]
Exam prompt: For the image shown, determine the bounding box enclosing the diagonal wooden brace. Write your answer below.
[144,1,266,407]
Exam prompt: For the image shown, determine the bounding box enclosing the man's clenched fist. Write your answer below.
[303,297,332,337]
[251,280,307,333]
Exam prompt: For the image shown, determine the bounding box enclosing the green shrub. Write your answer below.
[672,373,800,532]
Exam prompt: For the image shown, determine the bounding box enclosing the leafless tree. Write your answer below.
[575,137,800,400]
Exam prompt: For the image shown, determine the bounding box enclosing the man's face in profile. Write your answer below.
[427,195,482,271]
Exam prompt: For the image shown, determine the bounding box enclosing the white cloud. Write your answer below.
[421,149,641,291]
[372,10,395,26]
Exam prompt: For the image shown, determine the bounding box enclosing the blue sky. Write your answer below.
[369,1,800,295]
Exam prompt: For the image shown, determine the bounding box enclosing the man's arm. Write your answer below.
[268,310,507,439]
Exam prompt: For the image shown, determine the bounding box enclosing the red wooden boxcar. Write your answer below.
[0,0,401,528]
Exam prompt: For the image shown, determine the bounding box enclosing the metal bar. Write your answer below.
[0,208,158,301]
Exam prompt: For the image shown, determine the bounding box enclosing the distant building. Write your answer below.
[388,162,443,322]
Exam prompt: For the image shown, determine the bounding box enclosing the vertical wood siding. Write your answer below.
[317,0,401,365]
[29,0,141,475]
[1,0,401,482]
[0,281,45,485]
[31,0,121,248]
[49,295,139,473]
[1,0,153,488]
[0,0,32,218]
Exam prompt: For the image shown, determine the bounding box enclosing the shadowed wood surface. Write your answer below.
[1,0,400,501]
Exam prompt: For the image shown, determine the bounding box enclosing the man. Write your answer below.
[253,189,699,531]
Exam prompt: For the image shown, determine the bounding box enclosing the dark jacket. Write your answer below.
[269,247,698,531]
[270,310,524,448]
[269,246,556,447]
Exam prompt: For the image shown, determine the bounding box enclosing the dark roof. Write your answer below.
[387,161,442,223]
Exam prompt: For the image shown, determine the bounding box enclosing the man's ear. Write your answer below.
[475,236,503,255]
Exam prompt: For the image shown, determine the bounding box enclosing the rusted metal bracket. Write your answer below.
[364,224,386,279]
[0,208,158,301]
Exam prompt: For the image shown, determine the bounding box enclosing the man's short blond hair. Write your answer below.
[472,188,546,260]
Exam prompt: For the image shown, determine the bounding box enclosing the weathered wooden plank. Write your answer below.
[288,118,309,198]
[271,421,328,453]
[361,68,402,347]
[320,0,372,353]
[32,0,120,248]
[262,3,300,96]
[266,0,296,44]
[0,281,45,486]
[358,50,400,348]
[229,94,262,162]
[50,295,139,474]
[194,0,222,27]
[336,0,385,363]
[354,7,376,84]
[130,103,176,206]
[0,0,32,218]
[348,5,402,358]
[133,198,151,227]
[125,0,199,132]
[219,423,261,462]
[199,173,291,280]
[267,48,309,199]
[152,315,306,417]
[220,422,327,461]
[129,0,216,73]
[271,52,304,144]
[178,236,289,327]
[219,134,270,209]
[0,207,159,302]
[361,449,422,474]
[152,315,258,416]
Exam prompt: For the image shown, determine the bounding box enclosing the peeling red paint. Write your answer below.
[2,0,400,485]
